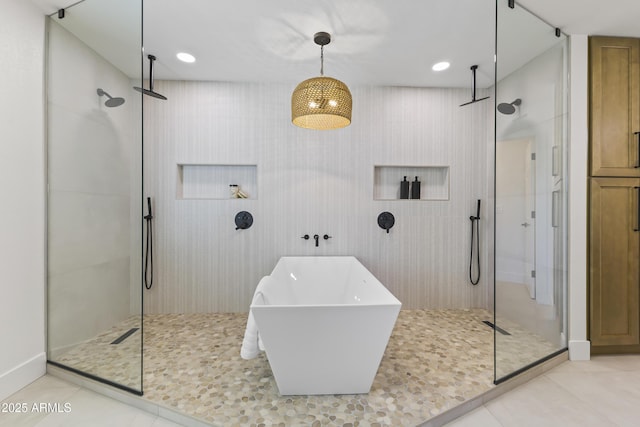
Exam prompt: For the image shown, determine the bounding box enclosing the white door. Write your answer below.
[496,139,536,298]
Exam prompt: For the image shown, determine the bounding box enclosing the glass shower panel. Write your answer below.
[494,0,568,381]
[46,0,143,393]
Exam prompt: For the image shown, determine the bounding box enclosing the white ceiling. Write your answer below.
[29,0,640,88]
[519,0,640,37]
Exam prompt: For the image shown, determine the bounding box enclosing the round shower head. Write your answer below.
[97,88,125,107]
[105,97,125,107]
[133,54,168,100]
[133,86,168,100]
[497,98,521,115]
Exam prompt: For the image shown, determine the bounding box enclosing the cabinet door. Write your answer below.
[590,37,640,177]
[590,178,640,346]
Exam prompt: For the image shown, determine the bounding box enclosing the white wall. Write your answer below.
[567,35,590,360]
[46,21,140,357]
[143,81,493,313]
[0,0,46,401]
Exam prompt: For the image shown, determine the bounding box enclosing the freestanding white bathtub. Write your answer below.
[250,256,401,395]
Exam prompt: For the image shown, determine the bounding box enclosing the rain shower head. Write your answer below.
[133,54,167,100]
[497,98,521,115]
[133,86,167,100]
[460,65,490,107]
[97,88,125,107]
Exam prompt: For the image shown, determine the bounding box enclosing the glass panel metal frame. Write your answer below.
[494,0,569,383]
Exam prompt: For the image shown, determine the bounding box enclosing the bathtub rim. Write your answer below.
[252,255,402,309]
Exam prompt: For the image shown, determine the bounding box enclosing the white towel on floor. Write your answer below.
[241,276,271,360]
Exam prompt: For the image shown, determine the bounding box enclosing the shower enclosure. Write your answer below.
[494,1,569,381]
[44,0,569,420]
[46,0,144,393]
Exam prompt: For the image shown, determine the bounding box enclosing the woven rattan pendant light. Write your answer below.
[291,32,352,130]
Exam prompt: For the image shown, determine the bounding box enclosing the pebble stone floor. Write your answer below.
[54,309,559,426]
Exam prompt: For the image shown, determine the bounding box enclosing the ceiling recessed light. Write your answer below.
[176,52,196,63]
[432,61,450,71]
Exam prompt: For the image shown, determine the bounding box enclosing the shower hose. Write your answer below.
[144,197,154,290]
[469,200,480,286]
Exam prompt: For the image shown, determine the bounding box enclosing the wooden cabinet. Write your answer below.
[589,178,640,348]
[589,36,640,353]
[590,37,640,177]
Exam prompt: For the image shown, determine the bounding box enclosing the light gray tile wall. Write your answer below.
[143,80,492,313]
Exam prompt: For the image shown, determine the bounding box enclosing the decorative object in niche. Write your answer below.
[235,211,253,230]
[176,164,257,200]
[230,184,248,199]
[377,212,395,234]
[291,31,352,130]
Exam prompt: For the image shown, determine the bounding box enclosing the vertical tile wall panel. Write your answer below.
[143,81,491,313]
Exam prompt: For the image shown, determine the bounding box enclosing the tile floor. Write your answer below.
[55,310,496,426]
[46,309,559,426]
[444,354,640,427]
[4,355,640,426]
[0,375,180,427]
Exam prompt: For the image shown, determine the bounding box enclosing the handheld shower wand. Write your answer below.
[469,199,481,285]
[144,197,154,290]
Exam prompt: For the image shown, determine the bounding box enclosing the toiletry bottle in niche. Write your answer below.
[411,176,421,200]
[400,176,409,199]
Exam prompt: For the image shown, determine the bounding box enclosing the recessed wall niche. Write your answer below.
[177,164,258,200]
[373,166,450,200]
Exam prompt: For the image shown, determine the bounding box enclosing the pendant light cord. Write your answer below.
[320,45,324,76]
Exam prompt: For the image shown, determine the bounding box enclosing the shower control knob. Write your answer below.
[301,234,310,240]
[234,211,253,230]
[323,234,332,240]
[377,212,395,234]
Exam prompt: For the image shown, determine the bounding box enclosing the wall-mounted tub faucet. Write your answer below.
[301,234,331,247]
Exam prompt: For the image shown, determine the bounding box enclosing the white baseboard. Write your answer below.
[0,352,47,401]
[568,340,590,360]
